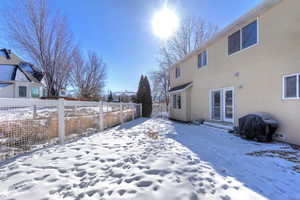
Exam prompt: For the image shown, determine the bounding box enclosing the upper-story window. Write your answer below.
[283,73,300,99]
[198,50,207,68]
[175,66,181,78]
[228,19,258,55]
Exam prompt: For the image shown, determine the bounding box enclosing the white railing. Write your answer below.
[0,98,142,161]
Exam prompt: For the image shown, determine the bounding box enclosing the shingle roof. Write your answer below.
[169,82,193,93]
[0,49,43,83]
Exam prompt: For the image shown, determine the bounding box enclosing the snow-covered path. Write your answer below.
[0,118,299,200]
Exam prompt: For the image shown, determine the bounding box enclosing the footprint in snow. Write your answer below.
[136,180,153,187]
[222,184,229,190]
[34,174,50,181]
[74,162,88,167]
[118,189,126,196]
[220,195,231,200]
[190,192,199,200]
[47,178,58,183]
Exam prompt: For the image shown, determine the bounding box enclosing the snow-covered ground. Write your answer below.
[0,118,299,200]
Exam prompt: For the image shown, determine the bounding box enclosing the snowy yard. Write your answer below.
[0,118,299,200]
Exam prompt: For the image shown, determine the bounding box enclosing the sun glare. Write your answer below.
[152,5,179,39]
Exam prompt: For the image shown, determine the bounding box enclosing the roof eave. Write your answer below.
[169,83,193,94]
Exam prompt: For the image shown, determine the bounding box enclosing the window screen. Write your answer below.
[31,87,40,98]
[242,20,258,49]
[173,95,177,108]
[228,30,241,55]
[177,94,181,109]
[299,75,300,97]
[202,51,207,66]
[19,86,27,97]
[198,54,202,68]
[175,67,180,78]
[198,51,207,68]
[284,75,297,98]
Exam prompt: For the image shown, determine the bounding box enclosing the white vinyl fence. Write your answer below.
[0,98,142,161]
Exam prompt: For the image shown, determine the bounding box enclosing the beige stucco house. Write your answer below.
[169,0,300,145]
[0,49,44,98]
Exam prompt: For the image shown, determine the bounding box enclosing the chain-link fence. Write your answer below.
[0,99,142,162]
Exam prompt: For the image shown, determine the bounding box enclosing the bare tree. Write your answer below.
[4,0,76,96]
[150,17,218,106]
[71,50,106,100]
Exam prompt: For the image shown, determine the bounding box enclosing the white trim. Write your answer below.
[210,86,235,123]
[282,73,300,100]
[223,87,235,123]
[210,88,222,121]
[228,18,259,56]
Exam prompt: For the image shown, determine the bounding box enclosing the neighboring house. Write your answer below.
[110,91,136,102]
[0,49,44,98]
[168,0,300,145]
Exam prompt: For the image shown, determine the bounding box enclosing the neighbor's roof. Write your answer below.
[169,82,193,93]
[171,0,282,69]
[0,49,43,83]
[0,49,23,65]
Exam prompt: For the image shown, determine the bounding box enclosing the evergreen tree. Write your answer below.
[107,91,113,102]
[136,75,152,117]
[136,75,144,104]
[143,76,153,117]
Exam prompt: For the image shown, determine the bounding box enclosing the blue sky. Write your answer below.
[0,0,261,93]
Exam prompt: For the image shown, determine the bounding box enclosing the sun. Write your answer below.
[152,5,179,39]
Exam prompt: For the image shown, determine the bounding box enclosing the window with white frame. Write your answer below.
[172,94,182,109]
[175,66,180,78]
[283,73,300,99]
[177,94,181,109]
[228,19,258,55]
[198,50,207,68]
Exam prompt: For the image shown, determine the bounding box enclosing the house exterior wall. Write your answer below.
[169,0,300,145]
[0,84,15,98]
[169,89,191,122]
[0,82,43,98]
[14,82,43,98]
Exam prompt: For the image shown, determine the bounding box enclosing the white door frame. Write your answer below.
[210,89,222,121]
[210,87,234,123]
[223,87,234,123]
